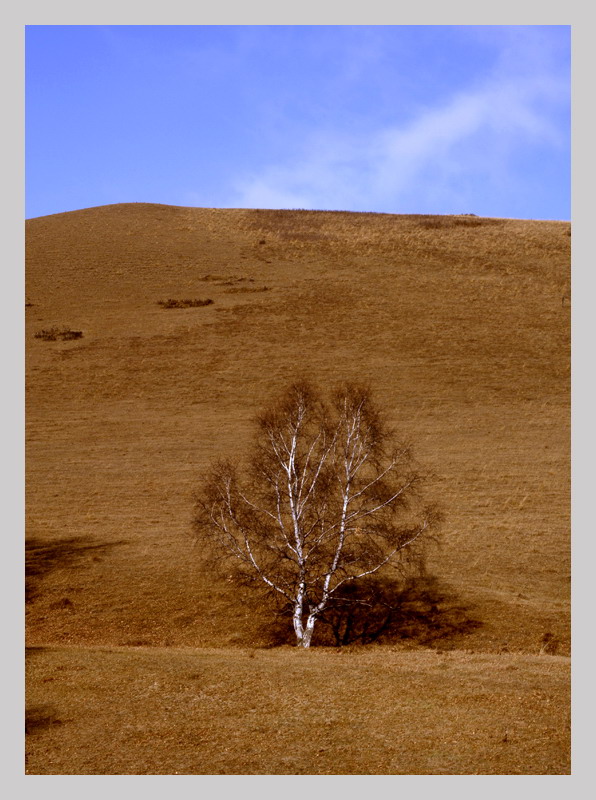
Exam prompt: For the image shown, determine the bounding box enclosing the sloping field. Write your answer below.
[25,203,570,773]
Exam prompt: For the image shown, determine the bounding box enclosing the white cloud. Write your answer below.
[231,29,568,214]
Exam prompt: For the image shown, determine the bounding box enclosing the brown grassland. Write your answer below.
[25,203,570,774]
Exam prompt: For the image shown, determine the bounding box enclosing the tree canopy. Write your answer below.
[193,380,441,647]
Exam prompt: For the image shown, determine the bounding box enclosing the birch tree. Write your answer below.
[193,381,441,648]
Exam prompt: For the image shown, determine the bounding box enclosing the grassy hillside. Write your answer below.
[25,203,570,773]
[26,203,570,652]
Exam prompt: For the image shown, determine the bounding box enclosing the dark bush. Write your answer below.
[157,298,214,309]
[34,328,83,341]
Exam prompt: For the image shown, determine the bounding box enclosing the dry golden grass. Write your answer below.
[25,203,570,773]
[25,645,569,775]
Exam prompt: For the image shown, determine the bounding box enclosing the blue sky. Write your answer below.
[25,25,570,220]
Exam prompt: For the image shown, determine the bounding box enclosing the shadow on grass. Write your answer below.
[259,575,482,649]
[25,646,49,657]
[25,705,64,735]
[25,536,127,604]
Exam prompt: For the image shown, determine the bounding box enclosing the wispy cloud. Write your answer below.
[232,27,569,215]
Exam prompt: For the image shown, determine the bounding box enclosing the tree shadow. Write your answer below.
[25,646,49,657]
[25,536,127,604]
[258,574,482,648]
[25,704,64,735]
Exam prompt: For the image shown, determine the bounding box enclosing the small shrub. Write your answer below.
[157,298,214,309]
[539,631,560,655]
[34,328,83,341]
[49,597,74,611]
[123,638,153,647]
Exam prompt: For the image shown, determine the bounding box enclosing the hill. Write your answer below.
[26,203,570,654]
[25,203,570,774]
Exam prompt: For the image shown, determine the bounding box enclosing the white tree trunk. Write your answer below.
[300,613,317,648]
[293,582,305,645]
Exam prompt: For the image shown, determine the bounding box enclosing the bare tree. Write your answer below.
[193,381,441,648]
